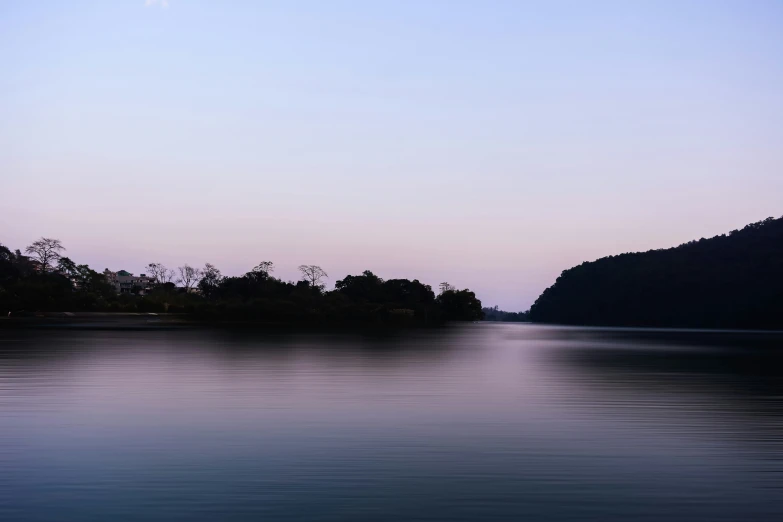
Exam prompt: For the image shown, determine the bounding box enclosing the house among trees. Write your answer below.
[104,270,155,295]
[4,237,485,322]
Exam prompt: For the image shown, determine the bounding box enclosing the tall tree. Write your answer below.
[57,256,78,276]
[147,263,175,285]
[25,237,64,272]
[198,263,223,298]
[250,261,275,280]
[0,244,18,281]
[439,282,455,294]
[298,265,328,290]
[177,264,202,292]
[72,264,103,292]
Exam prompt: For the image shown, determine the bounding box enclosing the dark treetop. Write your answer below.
[0,242,483,326]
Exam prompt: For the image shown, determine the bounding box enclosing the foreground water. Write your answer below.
[0,324,782,521]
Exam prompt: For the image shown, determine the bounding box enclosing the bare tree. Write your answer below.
[177,264,202,292]
[439,282,455,294]
[251,261,275,278]
[25,237,65,272]
[298,265,328,289]
[147,262,175,285]
[147,263,165,284]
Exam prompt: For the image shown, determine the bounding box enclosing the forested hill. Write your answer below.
[529,216,783,330]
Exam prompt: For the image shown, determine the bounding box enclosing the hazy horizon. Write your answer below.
[2,1,782,310]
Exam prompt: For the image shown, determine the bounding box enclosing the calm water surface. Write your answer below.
[1,324,782,521]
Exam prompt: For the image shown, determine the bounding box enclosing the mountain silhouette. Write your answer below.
[530,216,783,329]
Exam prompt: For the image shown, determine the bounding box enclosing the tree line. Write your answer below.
[0,238,484,324]
[482,306,530,322]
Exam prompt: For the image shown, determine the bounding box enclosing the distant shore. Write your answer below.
[1,312,191,330]
[0,312,454,331]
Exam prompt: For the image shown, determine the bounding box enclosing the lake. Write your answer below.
[1,324,782,521]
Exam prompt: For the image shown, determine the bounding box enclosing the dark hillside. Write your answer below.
[529,216,783,329]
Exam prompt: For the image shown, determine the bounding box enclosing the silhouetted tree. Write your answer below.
[57,257,103,291]
[439,282,455,294]
[198,263,223,299]
[147,263,175,285]
[57,256,77,275]
[298,265,328,290]
[334,270,385,301]
[0,244,20,282]
[177,264,202,293]
[251,261,275,279]
[437,289,483,321]
[25,238,64,272]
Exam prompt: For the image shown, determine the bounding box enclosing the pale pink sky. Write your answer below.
[2,1,782,309]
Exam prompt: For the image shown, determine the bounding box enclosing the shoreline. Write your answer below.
[0,312,452,332]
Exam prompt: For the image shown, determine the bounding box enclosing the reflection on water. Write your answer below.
[0,325,781,521]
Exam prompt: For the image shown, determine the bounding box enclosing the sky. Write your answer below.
[1,0,782,310]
